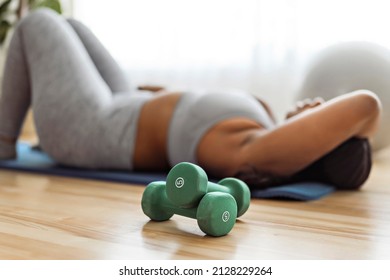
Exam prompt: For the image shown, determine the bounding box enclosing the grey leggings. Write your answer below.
[0,8,152,169]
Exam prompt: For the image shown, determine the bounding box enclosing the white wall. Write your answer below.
[23,0,390,124]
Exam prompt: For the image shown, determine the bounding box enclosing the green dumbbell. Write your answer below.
[165,162,250,217]
[141,181,238,237]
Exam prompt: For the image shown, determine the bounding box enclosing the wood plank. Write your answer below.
[1,150,389,259]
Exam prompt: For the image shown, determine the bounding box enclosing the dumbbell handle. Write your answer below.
[159,196,197,220]
[208,182,230,194]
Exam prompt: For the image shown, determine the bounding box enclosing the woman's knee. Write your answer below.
[25,7,58,19]
[17,8,60,31]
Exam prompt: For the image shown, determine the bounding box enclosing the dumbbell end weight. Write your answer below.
[166,162,208,208]
[141,181,174,221]
[197,192,238,237]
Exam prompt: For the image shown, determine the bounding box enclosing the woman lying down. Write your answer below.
[0,9,382,190]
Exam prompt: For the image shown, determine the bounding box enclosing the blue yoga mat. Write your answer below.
[0,142,335,201]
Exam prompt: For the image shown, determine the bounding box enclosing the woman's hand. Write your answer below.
[286,97,325,119]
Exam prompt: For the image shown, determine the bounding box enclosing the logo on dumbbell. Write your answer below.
[175,177,185,189]
[222,211,230,222]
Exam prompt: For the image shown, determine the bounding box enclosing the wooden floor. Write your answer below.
[0,123,390,259]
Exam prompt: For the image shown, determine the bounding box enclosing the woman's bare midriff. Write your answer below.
[133,92,182,171]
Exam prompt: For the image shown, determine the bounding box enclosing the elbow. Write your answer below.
[351,90,382,138]
[354,90,382,119]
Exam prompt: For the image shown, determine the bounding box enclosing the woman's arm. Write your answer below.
[197,90,381,178]
[244,91,381,175]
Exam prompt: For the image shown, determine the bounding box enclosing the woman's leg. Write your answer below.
[66,18,132,94]
[0,9,113,164]
[197,90,381,187]
[0,16,31,159]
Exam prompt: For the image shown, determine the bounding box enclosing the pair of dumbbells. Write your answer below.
[141,162,250,237]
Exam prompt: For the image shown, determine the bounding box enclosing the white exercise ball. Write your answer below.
[295,41,390,151]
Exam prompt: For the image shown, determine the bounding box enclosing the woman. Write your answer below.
[0,9,381,190]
